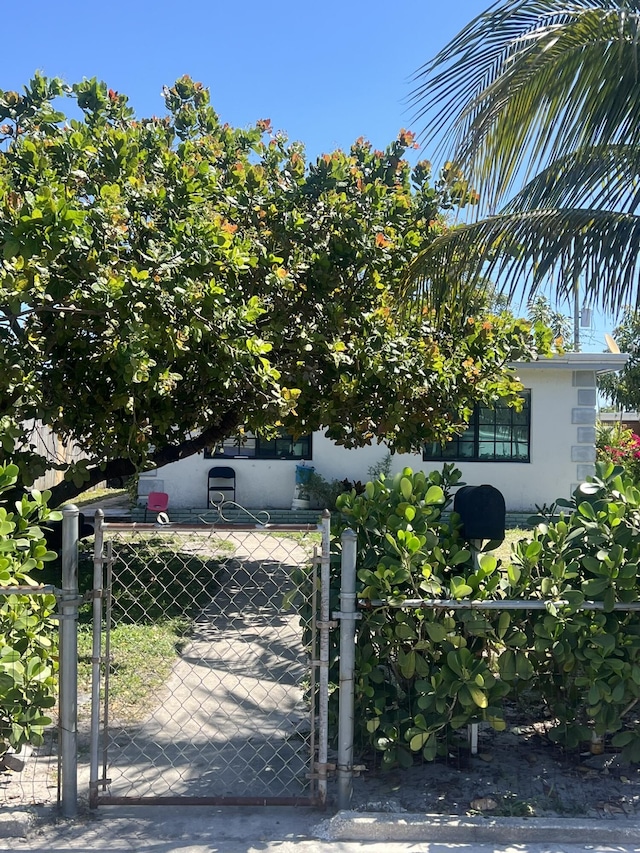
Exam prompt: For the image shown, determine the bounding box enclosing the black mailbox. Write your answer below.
[453,485,506,541]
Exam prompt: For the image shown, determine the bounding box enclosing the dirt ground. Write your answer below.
[347,720,640,819]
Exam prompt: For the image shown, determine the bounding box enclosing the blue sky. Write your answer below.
[3,0,617,349]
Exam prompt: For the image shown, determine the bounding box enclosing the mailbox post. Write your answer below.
[452,484,506,755]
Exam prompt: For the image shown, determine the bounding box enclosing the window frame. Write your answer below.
[423,391,531,463]
[204,429,313,461]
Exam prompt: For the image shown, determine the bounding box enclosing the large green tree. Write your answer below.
[407,0,640,315]
[598,307,640,408]
[0,75,544,505]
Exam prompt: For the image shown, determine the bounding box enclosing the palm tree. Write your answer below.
[406,0,640,317]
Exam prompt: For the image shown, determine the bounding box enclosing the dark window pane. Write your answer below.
[440,442,461,458]
[457,441,476,458]
[495,409,512,425]
[423,442,442,460]
[423,390,530,462]
[478,441,496,459]
[208,429,311,460]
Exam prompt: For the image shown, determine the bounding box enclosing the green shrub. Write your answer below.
[320,461,640,767]
[0,464,61,757]
[514,462,640,760]
[332,464,515,768]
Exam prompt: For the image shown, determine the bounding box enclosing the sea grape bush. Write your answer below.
[332,465,514,768]
[0,463,60,757]
[515,462,640,761]
[324,462,640,768]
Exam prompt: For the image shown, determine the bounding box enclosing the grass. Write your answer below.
[60,487,129,508]
[77,621,182,723]
[101,533,227,624]
[55,532,234,724]
[489,527,530,566]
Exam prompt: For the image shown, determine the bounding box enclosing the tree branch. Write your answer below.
[44,408,241,507]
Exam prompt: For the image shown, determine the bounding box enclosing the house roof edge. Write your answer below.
[509,352,628,374]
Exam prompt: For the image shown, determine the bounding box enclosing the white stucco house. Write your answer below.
[137,352,627,517]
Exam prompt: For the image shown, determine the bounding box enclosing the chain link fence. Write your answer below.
[334,539,640,816]
[0,585,61,810]
[89,519,327,806]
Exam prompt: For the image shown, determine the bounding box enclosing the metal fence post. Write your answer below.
[60,504,79,818]
[89,509,104,809]
[316,509,331,807]
[336,528,357,811]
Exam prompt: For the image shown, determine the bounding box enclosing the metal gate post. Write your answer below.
[335,528,357,811]
[316,509,331,807]
[89,509,105,809]
[60,504,79,818]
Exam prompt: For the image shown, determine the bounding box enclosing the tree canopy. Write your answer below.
[0,75,545,504]
[407,0,640,315]
[598,307,640,409]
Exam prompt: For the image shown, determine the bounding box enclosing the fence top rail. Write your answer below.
[363,597,640,612]
[100,521,321,533]
[0,584,57,595]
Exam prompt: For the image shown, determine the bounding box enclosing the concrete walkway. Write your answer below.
[6,805,640,852]
[101,531,312,801]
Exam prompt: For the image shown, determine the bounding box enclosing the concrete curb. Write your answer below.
[0,809,33,838]
[321,811,640,844]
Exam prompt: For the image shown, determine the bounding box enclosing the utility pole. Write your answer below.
[573,268,581,352]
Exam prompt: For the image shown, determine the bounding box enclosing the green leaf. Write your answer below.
[422,735,438,761]
[578,502,596,520]
[446,651,463,677]
[603,586,616,613]
[497,611,510,639]
[525,540,542,560]
[409,731,431,751]
[498,650,516,682]
[487,715,506,732]
[477,553,497,573]
[582,555,605,575]
[451,550,471,566]
[450,576,473,598]
[467,684,488,708]
[515,651,534,681]
[424,485,444,505]
[591,634,615,653]
[581,577,609,597]
[507,565,521,586]
[399,650,416,679]
[424,622,447,643]
[394,623,417,641]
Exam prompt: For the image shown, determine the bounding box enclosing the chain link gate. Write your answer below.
[89,512,331,807]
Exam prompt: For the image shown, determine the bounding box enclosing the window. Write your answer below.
[423,391,531,462]
[204,429,312,460]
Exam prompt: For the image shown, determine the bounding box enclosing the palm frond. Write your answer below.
[502,144,640,212]
[412,0,640,210]
[405,207,640,316]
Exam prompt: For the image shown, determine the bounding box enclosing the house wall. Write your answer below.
[140,363,599,513]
